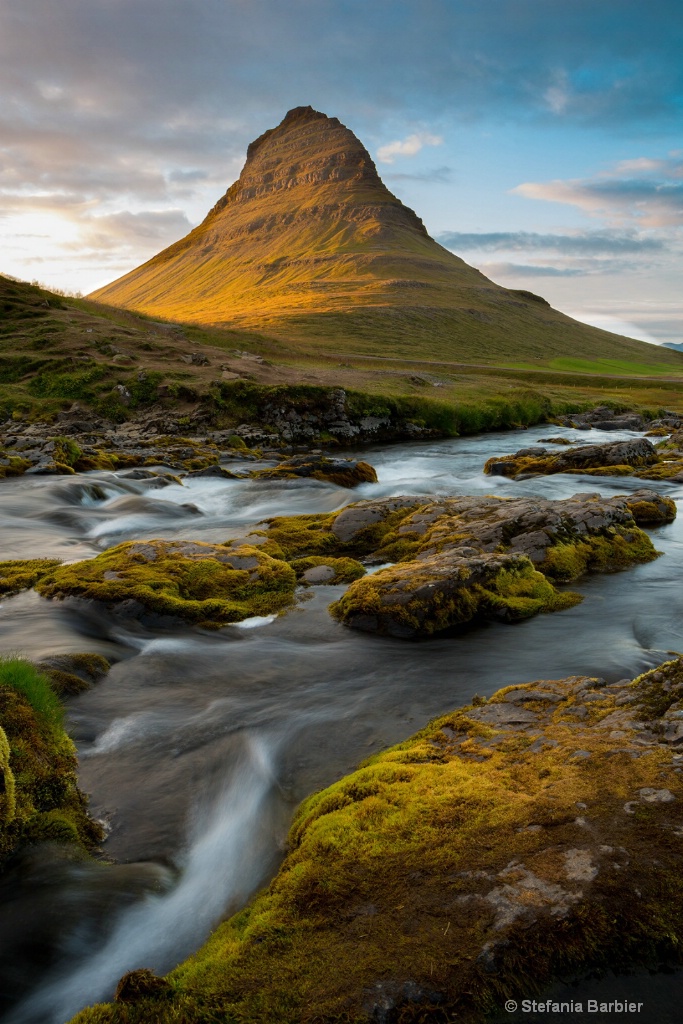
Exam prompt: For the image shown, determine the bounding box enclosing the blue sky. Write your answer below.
[1,0,681,344]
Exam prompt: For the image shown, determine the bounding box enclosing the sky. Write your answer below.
[1,0,681,345]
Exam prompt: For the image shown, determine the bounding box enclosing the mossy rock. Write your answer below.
[331,552,580,636]
[69,660,683,1024]
[290,556,366,585]
[0,452,32,479]
[0,658,103,866]
[256,454,378,488]
[35,540,298,628]
[0,558,62,597]
[484,438,658,479]
[326,492,666,637]
[260,497,425,562]
[37,653,111,697]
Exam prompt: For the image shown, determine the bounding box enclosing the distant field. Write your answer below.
[548,357,683,377]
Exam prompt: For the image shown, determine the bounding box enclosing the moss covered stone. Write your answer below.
[256,454,378,488]
[0,558,63,597]
[329,492,667,637]
[70,659,683,1024]
[36,652,111,697]
[0,657,103,866]
[35,540,298,628]
[484,436,683,482]
[290,556,366,585]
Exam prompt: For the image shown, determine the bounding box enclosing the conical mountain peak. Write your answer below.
[202,104,420,231]
[91,108,659,366]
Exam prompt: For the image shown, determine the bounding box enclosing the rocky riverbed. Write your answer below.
[1,420,683,1024]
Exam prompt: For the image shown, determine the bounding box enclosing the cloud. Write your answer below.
[0,0,682,293]
[563,313,661,344]
[376,133,443,164]
[513,155,683,226]
[386,166,453,184]
[480,262,585,278]
[75,209,193,251]
[437,229,665,254]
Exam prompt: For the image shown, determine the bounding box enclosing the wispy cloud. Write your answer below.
[513,155,683,226]
[386,166,453,184]
[480,262,585,278]
[376,133,443,164]
[437,229,665,254]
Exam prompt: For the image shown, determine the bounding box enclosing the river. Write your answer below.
[1,425,682,1024]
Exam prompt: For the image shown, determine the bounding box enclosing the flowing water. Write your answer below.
[1,426,683,1023]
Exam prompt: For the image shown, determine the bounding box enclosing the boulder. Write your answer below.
[331,492,670,637]
[484,437,658,478]
[33,540,297,628]
[257,453,378,487]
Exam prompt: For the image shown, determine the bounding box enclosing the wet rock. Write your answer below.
[256,453,378,487]
[484,438,658,479]
[554,406,647,431]
[301,564,336,584]
[331,492,668,637]
[36,652,111,697]
[33,539,298,628]
[331,496,422,543]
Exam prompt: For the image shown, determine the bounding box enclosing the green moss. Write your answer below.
[542,527,658,582]
[257,457,378,488]
[331,557,581,635]
[0,451,32,478]
[629,658,683,720]
[0,558,63,596]
[69,670,683,1024]
[637,460,683,480]
[35,540,298,628]
[290,556,366,584]
[624,496,677,525]
[263,503,425,562]
[53,435,82,467]
[0,657,103,865]
[579,464,635,477]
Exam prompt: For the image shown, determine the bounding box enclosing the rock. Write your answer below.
[330,492,668,637]
[257,453,378,488]
[33,540,298,628]
[81,659,683,1024]
[113,384,132,405]
[554,406,647,431]
[302,565,336,584]
[36,653,111,697]
[331,496,424,543]
[484,438,658,478]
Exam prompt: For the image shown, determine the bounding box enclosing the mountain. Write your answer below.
[91,107,682,367]
[663,342,683,353]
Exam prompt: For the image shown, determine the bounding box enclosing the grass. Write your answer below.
[0,655,103,862]
[0,656,63,731]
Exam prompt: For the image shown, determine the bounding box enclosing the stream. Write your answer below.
[1,425,683,1024]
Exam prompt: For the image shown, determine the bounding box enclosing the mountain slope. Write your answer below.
[91,107,682,368]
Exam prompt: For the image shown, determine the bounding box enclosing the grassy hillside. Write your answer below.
[1,273,682,432]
